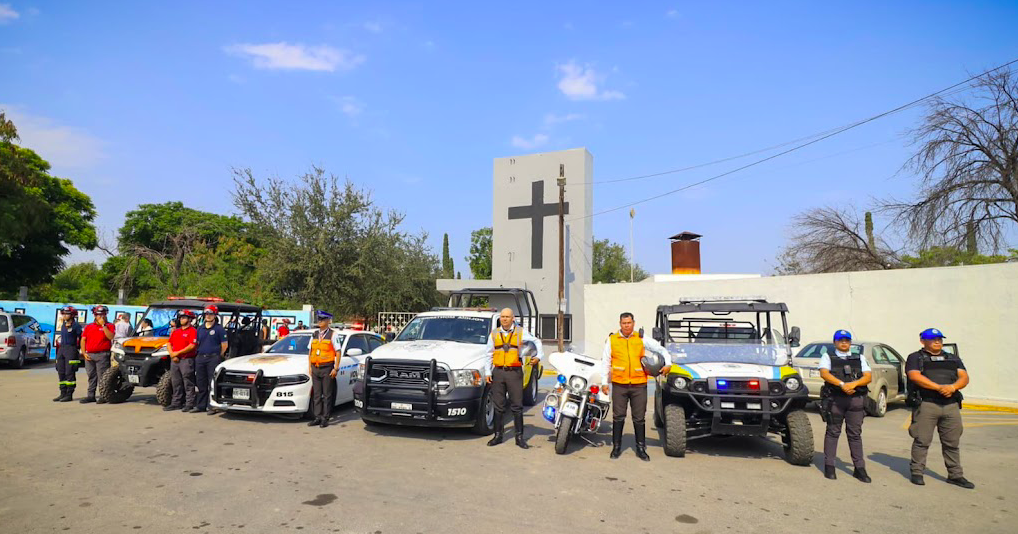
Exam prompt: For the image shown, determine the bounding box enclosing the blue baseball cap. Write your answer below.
[315,310,333,321]
[833,329,852,341]
[920,328,946,340]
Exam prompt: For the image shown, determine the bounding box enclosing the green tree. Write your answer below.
[231,166,441,321]
[466,227,492,280]
[0,125,98,293]
[32,262,116,303]
[592,237,648,283]
[900,246,1018,268]
[441,233,455,279]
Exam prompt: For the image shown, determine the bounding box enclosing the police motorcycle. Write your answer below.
[543,350,612,455]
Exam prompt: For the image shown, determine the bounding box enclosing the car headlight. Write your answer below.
[452,369,483,388]
[276,374,310,386]
[112,341,124,354]
[784,377,801,391]
[568,375,586,393]
[353,362,366,380]
[672,376,688,390]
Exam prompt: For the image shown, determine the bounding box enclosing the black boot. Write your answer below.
[60,387,74,402]
[53,386,66,402]
[487,412,504,446]
[853,467,871,483]
[825,465,837,480]
[513,413,529,449]
[634,423,650,461]
[307,418,321,427]
[609,423,623,459]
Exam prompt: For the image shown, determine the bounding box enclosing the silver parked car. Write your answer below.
[0,312,52,368]
[792,341,906,417]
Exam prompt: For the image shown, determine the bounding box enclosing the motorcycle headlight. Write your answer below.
[568,376,586,393]
[452,369,483,388]
[672,376,688,390]
[276,374,310,386]
[784,377,801,391]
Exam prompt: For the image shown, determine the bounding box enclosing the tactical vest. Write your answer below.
[309,330,337,366]
[491,328,522,367]
[828,352,868,397]
[610,332,648,385]
[919,351,961,402]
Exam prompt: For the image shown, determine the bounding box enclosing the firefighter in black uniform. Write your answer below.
[53,306,83,402]
[819,330,872,482]
[905,328,974,489]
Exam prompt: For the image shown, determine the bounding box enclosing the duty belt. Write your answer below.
[313,362,335,368]
[495,365,522,371]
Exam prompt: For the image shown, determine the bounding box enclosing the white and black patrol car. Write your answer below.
[210,328,383,418]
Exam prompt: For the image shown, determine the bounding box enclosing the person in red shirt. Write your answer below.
[277,320,290,339]
[79,305,115,404]
[165,310,199,412]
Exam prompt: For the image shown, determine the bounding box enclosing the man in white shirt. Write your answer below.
[483,308,543,448]
[819,330,872,482]
[114,313,133,340]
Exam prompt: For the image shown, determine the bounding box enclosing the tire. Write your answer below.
[98,366,134,404]
[866,388,888,417]
[653,391,664,429]
[554,415,575,455]
[155,371,173,407]
[13,347,26,369]
[663,403,687,457]
[783,409,814,466]
[522,367,539,406]
[471,387,495,435]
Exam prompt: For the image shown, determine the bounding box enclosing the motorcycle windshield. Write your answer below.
[666,342,791,367]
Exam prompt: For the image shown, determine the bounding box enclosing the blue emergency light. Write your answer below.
[717,380,728,389]
[543,406,556,422]
[557,374,567,384]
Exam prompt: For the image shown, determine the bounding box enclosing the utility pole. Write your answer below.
[629,208,635,283]
[557,164,566,353]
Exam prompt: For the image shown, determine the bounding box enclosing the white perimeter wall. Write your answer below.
[584,262,1018,402]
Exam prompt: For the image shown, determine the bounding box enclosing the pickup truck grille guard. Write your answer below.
[362,357,439,419]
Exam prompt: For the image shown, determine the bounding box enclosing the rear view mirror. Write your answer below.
[346,348,364,357]
[788,326,801,348]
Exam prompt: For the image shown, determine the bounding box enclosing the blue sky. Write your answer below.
[2,1,1016,276]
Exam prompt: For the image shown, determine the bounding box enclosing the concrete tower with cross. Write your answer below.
[491,148,593,349]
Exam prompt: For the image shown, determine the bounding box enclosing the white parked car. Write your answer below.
[210,329,384,418]
[1,312,51,368]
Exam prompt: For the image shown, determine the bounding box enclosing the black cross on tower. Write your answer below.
[507,180,569,269]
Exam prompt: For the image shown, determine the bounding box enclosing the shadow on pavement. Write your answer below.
[869,451,948,482]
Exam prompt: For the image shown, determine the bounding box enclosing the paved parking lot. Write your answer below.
[1,364,1016,534]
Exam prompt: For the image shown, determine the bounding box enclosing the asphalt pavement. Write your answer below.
[1,364,1016,534]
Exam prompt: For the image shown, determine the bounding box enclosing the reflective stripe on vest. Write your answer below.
[610,332,647,385]
[492,328,522,367]
[309,331,337,366]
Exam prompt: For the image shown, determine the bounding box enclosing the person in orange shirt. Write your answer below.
[307,311,343,428]
[600,312,670,461]
[483,308,543,448]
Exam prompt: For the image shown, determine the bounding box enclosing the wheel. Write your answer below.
[783,409,815,466]
[554,415,575,454]
[13,347,26,369]
[97,366,134,404]
[663,403,687,457]
[866,388,888,417]
[39,344,51,362]
[653,390,664,429]
[155,371,173,406]
[470,387,495,435]
[522,367,539,406]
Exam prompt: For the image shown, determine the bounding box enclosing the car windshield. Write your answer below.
[666,342,791,366]
[139,307,199,336]
[265,334,344,355]
[795,343,863,358]
[395,316,491,345]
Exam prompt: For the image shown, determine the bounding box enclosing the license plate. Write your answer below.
[808,369,820,378]
[232,388,250,400]
[561,402,579,417]
[391,402,412,411]
[127,374,139,384]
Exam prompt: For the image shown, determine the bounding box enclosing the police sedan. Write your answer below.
[210,329,383,418]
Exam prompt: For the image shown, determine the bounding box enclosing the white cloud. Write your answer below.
[1,105,107,168]
[0,3,19,23]
[543,113,584,128]
[224,42,365,72]
[666,9,679,18]
[334,96,364,117]
[511,133,549,150]
[556,61,625,101]
[363,21,383,33]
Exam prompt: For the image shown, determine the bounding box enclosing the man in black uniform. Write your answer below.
[906,327,974,489]
[819,330,872,482]
[53,306,83,402]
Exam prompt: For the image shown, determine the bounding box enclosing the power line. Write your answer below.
[569,58,1018,221]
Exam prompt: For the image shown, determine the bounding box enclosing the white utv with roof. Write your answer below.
[652,299,814,465]
[353,288,544,435]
